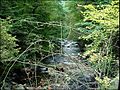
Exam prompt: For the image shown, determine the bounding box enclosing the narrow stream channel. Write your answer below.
[7,39,98,90]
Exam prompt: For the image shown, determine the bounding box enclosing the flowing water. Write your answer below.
[41,39,80,65]
[5,39,97,90]
[40,39,98,90]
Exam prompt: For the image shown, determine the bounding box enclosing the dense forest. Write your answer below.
[0,0,119,90]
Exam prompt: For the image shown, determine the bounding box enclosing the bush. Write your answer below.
[0,19,19,61]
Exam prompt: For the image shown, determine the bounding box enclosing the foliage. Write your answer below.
[0,0,64,61]
[95,76,111,89]
[0,0,119,89]
[0,19,19,61]
[71,0,119,89]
